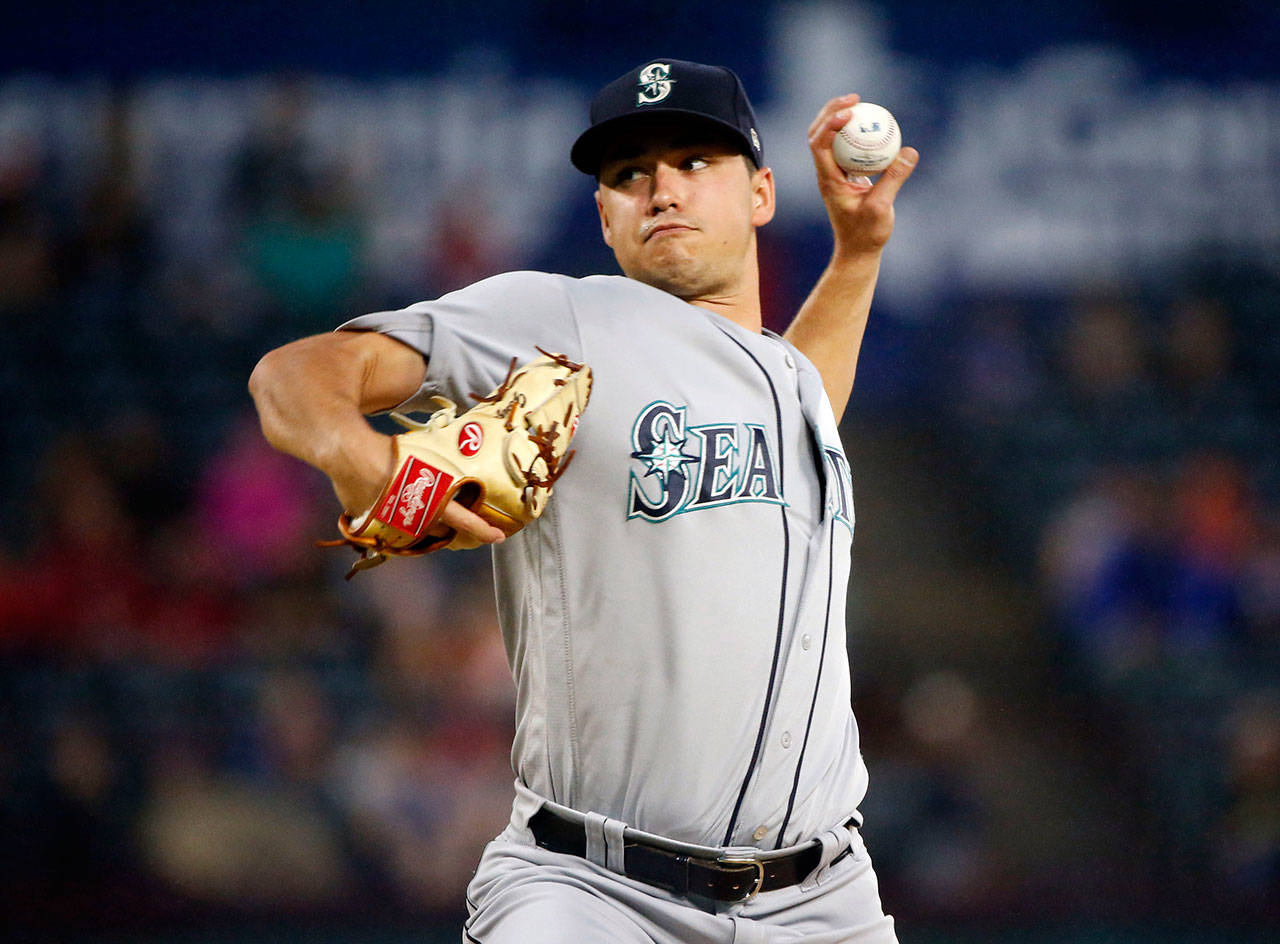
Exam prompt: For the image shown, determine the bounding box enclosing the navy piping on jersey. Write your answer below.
[774,514,837,848]
[551,509,579,807]
[716,327,789,848]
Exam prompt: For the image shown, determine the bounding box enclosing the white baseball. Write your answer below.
[832,102,901,176]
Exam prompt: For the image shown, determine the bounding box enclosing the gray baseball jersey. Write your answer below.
[342,270,864,851]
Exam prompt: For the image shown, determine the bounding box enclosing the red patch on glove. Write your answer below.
[374,456,454,538]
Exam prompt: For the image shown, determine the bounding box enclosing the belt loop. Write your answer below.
[603,817,627,874]
[674,854,691,897]
[583,811,608,868]
[800,824,852,891]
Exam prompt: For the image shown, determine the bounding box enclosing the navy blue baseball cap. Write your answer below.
[571,59,764,176]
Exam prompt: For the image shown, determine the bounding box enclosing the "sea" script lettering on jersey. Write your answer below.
[627,400,783,521]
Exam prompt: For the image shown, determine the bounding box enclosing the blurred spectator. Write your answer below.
[240,166,367,330]
[231,78,316,224]
[1215,690,1280,908]
[0,436,150,658]
[1158,292,1263,458]
[233,668,337,789]
[1167,454,1255,643]
[1161,294,1234,400]
[139,742,351,909]
[1059,295,1150,403]
[232,80,369,335]
[332,713,513,911]
[137,515,242,667]
[860,672,999,916]
[423,192,512,294]
[63,90,153,295]
[1055,293,1178,467]
[369,560,512,718]
[1041,452,1259,673]
[1240,516,1280,655]
[192,413,332,586]
[36,712,144,908]
[96,411,186,532]
[953,302,1042,427]
[0,140,58,319]
[1039,467,1174,681]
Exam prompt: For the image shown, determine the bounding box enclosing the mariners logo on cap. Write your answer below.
[636,62,674,105]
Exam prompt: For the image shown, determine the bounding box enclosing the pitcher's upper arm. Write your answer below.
[337,328,429,415]
[250,329,427,417]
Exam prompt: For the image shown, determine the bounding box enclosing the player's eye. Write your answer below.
[609,166,646,186]
[682,156,709,171]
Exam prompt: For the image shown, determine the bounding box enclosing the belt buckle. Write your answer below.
[716,847,766,902]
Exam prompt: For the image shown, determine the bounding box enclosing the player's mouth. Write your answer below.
[643,220,697,242]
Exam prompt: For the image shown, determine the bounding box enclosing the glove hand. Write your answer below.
[426,499,508,544]
[320,349,592,577]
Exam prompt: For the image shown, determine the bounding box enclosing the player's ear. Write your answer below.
[595,189,615,248]
[750,165,775,227]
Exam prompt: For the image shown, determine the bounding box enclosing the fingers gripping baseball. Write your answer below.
[808,95,918,256]
[808,94,862,186]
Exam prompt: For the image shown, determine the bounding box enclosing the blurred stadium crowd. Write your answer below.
[944,278,1280,916]
[1,67,1277,940]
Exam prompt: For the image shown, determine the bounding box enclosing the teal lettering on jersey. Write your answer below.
[627,400,784,521]
[821,445,854,532]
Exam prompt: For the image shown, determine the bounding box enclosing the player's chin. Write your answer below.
[629,253,695,290]
[653,273,728,302]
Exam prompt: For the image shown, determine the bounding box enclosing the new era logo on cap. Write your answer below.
[570,58,765,175]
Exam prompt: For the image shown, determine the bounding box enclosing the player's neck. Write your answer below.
[687,253,763,334]
[689,294,762,333]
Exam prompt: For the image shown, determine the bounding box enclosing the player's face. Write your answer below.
[594,119,775,302]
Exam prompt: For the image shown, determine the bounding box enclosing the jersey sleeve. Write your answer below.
[338,271,584,414]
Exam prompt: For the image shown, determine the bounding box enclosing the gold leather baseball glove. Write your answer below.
[322,349,592,577]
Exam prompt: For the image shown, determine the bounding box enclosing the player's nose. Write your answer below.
[647,162,683,213]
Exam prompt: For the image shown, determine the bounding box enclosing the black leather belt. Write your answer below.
[528,807,854,903]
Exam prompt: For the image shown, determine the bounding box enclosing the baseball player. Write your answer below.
[250,59,917,943]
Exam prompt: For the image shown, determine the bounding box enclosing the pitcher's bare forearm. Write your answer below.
[785,248,882,419]
[248,331,425,513]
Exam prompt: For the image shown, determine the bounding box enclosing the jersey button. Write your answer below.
[801,634,812,650]
[784,353,796,370]
[753,826,768,842]
[781,731,793,749]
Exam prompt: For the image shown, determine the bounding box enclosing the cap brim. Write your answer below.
[570,109,759,176]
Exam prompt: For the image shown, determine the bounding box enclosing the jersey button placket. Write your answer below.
[780,731,792,749]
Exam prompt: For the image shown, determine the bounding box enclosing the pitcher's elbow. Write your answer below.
[248,348,284,406]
